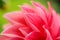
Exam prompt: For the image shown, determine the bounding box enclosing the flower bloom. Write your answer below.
[0,1,60,40]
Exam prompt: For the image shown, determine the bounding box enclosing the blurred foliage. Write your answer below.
[0,0,5,9]
[0,0,60,33]
[49,0,60,13]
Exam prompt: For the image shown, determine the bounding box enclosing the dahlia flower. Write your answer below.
[0,1,60,40]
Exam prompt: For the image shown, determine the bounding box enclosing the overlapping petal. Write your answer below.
[0,1,60,40]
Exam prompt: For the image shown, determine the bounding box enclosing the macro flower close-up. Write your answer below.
[0,1,60,40]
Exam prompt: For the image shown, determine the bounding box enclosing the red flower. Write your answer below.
[0,1,60,40]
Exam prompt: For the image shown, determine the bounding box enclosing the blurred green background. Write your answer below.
[0,0,60,33]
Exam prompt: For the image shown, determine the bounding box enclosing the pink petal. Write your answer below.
[0,36,24,40]
[24,13,45,32]
[2,24,24,37]
[25,31,46,40]
[48,2,60,37]
[32,1,49,24]
[19,27,32,36]
[43,25,53,40]
[4,11,26,26]
[0,36,10,40]
[56,27,60,40]
[3,24,11,29]
[56,36,60,40]
[21,2,48,24]
[20,4,36,13]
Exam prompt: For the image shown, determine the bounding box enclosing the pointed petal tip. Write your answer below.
[47,2,53,10]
